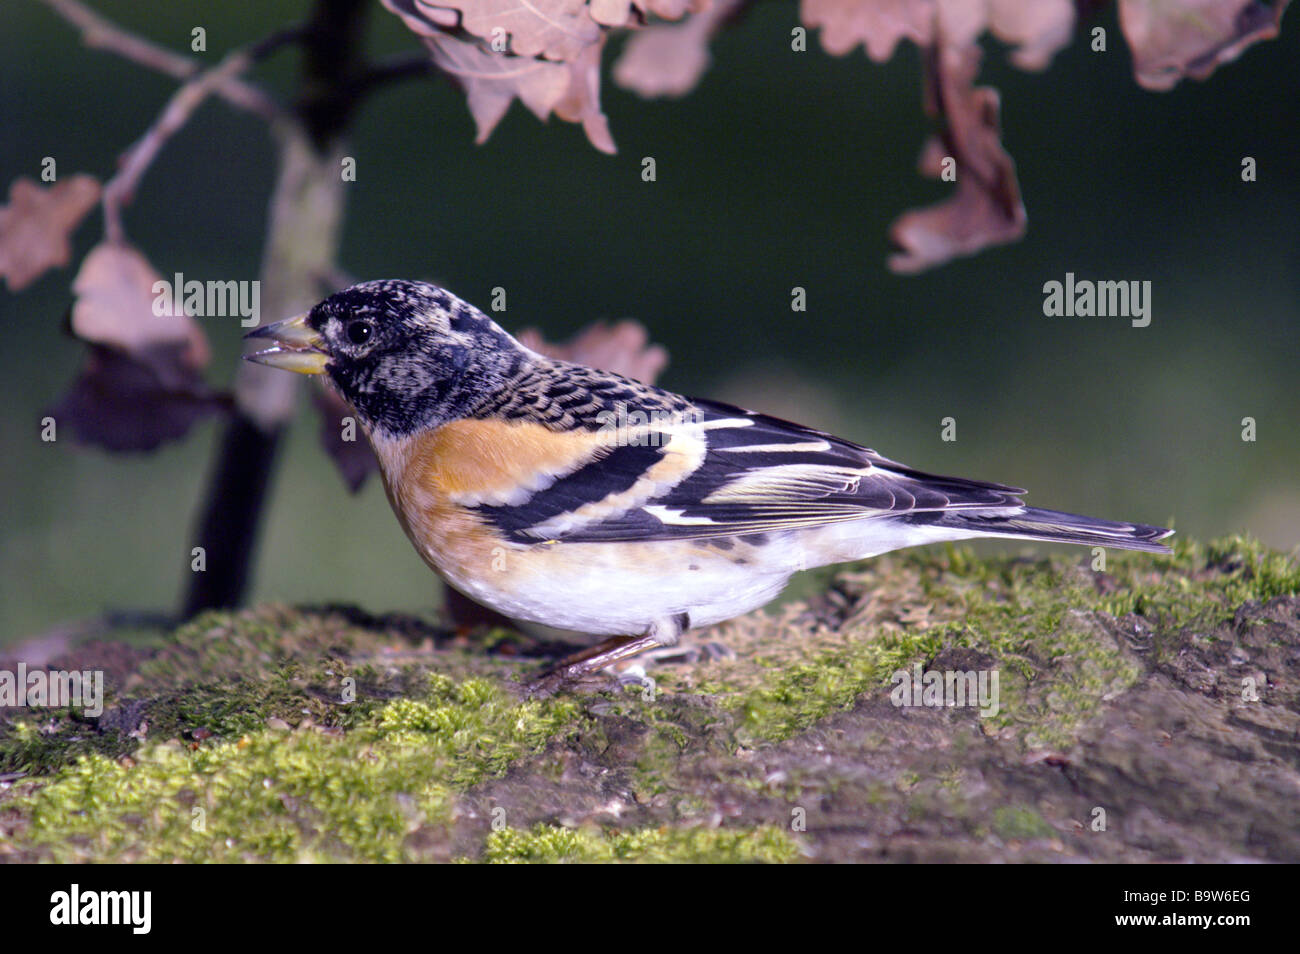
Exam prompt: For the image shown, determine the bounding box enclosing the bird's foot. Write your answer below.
[612,664,657,698]
[524,632,664,698]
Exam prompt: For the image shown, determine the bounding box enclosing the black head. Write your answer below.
[303,280,525,436]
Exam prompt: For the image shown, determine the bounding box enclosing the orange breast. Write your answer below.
[369,418,603,584]
[409,418,610,506]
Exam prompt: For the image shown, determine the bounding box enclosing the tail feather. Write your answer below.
[934,506,1174,555]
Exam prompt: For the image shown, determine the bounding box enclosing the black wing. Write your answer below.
[472,398,1025,544]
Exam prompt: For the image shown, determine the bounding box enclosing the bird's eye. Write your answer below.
[346,320,373,346]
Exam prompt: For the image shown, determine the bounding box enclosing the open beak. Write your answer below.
[243,312,328,375]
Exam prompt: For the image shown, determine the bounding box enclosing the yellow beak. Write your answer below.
[243,312,328,375]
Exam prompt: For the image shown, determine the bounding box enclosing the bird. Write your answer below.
[246,279,1173,692]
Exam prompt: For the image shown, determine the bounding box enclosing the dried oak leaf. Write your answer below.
[386,0,604,59]
[0,175,100,291]
[801,0,1075,70]
[1119,0,1290,91]
[428,31,616,153]
[458,0,602,60]
[49,344,228,452]
[634,0,706,19]
[552,37,617,151]
[594,0,706,28]
[614,0,743,98]
[517,319,668,383]
[986,0,1076,71]
[382,0,616,152]
[800,0,935,60]
[313,386,377,493]
[887,43,1026,274]
[425,31,570,142]
[48,241,228,451]
[801,2,1070,273]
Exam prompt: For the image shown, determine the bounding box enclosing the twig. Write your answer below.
[39,0,281,120]
[100,30,300,244]
[352,53,441,96]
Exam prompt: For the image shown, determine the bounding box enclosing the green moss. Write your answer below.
[0,605,493,777]
[138,604,449,687]
[480,822,802,863]
[4,536,1294,862]
[0,711,138,776]
[730,629,945,744]
[992,805,1057,841]
[1099,536,1300,629]
[13,675,581,862]
[679,536,1298,749]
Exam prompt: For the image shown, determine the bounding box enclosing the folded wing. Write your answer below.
[473,398,1026,544]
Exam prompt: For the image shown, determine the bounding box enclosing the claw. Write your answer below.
[614,665,657,698]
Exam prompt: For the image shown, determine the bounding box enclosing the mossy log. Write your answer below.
[2,537,1297,863]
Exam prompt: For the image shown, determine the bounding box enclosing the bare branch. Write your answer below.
[354,53,441,95]
[100,48,252,242]
[100,31,299,243]
[38,0,281,120]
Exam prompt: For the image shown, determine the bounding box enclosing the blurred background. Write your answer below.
[2,1,1297,646]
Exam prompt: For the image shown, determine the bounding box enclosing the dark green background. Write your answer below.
[2,1,1297,643]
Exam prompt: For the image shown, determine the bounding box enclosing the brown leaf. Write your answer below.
[384,0,602,58]
[1119,0,1290,91]
[0,175,100,291]
[444,585,517,630]
[590,0,637,27]
[614,0,743,98]
[49,241,226,451]
[553,36,617,153]
[801,0,1074,68]
[634,0,705,19]
[313,386,380,493]
[800,0,935,60]
[517,319,668,383]
[48,344,228,452]
[425,32,570,143]
[459,0,602,60]
[593,0,707,27]
[423,32,616,153]
[987,0,1076,71]
[70,241,210,374]
[383,0,617,152]
[887,42,1026,274]
[799,2,1068,272]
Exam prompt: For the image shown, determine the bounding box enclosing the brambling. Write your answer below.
[246,280,1173,691]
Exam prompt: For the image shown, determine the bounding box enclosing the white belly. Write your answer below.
[437,538,795,637]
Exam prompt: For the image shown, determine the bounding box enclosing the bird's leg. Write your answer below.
[527,615,687,696]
